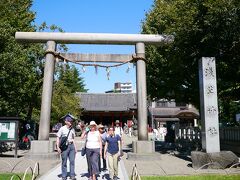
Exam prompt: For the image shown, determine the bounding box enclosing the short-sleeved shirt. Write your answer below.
[114,126,123,137]
[100,132,108,145]
[86,131,100,149]
[106,134,121,154]
[57,125,75,142]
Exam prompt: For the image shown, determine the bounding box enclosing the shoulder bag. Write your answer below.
[59,127,72,152]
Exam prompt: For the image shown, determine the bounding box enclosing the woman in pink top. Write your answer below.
[84,121,102,180]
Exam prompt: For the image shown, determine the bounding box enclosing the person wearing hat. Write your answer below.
[98,124,107,171]
[83,120,102,180]
[114,120,123,137]
[56,114,77,180]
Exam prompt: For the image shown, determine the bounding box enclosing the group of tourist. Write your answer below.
[56,114,123,180]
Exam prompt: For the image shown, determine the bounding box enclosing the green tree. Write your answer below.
[51,80,81,125]
[58,64,88,93]
[0,0,87,125]
[142,0,240,122]
[0,0,45,118]
[50,64,87,124]
[219,100,240,126]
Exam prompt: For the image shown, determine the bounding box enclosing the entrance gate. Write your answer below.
[15,32,173,155]
[15,32,220,155]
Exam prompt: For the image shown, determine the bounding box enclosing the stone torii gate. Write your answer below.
[15,32,173,156]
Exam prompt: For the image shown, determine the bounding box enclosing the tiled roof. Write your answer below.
[149,107,199,118]
[76,93,199,118]
[175,109,199,117]
[154,117,180,121]
[76,93,137,112]
[149,107,180,116]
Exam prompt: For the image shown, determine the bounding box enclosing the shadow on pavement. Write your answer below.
[0,154,23,158]
[155,141,193,162]
[80,172,89,178]
[101,173,111,180]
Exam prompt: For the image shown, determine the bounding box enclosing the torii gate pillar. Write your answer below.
[135,42,148,140]
[131,43,156,155]
[38,41,56,140]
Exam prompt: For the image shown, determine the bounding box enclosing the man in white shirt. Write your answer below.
[56,114,77,180]
[114,120,123,137]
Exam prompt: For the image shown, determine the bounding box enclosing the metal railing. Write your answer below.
[10,162,39,180]
[131,164,141,180]
[0,159,39,180]
[176,127,201,141]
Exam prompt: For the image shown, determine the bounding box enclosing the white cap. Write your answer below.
[89,121,97,126]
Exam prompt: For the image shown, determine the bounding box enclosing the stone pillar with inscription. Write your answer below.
[199,57,220,153]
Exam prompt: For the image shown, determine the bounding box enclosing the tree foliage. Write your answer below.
[51,81,81,125]
[219,100,240,125]
[0,0,44,118]
[51,64,87,124]
[142,0,240,110]
[0,0,87,124]
[58,64,88,93]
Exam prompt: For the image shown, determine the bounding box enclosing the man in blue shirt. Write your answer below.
[104,127,121,180]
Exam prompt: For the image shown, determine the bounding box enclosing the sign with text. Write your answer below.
[0,122,17,141]
[199,57,220,153]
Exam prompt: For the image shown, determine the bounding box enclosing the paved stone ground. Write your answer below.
[0,149,60,175]
[121,134,240,177]
[0,138,129,180]
[1,134,240,179]
[38,152,128,180]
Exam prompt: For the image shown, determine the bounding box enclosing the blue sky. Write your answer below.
[32,0,154,93]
